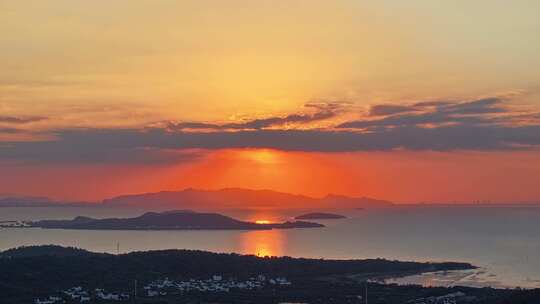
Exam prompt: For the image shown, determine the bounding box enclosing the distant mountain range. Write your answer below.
[23,210,324,230]
[102,188,393,210]
[0,188,393,210]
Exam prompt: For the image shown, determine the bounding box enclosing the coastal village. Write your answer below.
[0,221,30,228]
[35,286,130,304]
[32,277,479,304]
[34,275,292,304]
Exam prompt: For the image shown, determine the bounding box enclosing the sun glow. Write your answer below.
[242,149,280,164]
[156,148,360,202]
[255,220,272,224]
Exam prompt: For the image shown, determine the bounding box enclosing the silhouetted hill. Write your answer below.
[3,246,538,304]
[103,188,393,210]
[28,210,324,230]
[0,245,475,304]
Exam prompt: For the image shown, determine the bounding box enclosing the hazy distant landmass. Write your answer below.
[0,189,392,209]
[0,195,58,207]
[23,210,324,230]
[295,212,346,220]
[103,188,393,210]
[0,195,90,207]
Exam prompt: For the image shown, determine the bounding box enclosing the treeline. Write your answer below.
[0,246,538,303]
[0,245,102,258]
[0,246,473,300]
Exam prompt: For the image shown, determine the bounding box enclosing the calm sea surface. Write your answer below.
[1,206,539,289]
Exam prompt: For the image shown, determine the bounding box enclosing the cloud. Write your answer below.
[170,122,222,130]
[170,102,342,131]
[339,110,491,129]
[412,101,455,107]
[0,130,205,164]
[1,123,540,164]
[369,104,419,116]
[1,97,539,164]
[0,128,23,134]
[339,97,510,129]
[439,98,505,114]
[0,116,47,124]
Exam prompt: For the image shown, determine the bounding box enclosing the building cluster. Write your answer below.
[94,289,130,301]
[144,275,292,297]
[34,296,62,304]
[34,275,291,303]
[0,221,29,228]
[410,291,477,304]
[35,287,130,304]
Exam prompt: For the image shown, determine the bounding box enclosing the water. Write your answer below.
[1,206,539,289]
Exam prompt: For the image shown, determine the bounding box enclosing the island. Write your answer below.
[16,210,324,230]
[294,212,346,220]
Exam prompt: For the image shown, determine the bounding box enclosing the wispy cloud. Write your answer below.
[0,128,22,134]
[339,97,515,129]
[169,102,344,131]
[368,104,420,116]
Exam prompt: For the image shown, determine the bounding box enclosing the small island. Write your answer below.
[15,210,324,230]
[294,212,346,220]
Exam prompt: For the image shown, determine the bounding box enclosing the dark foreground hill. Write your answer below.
[24,210,324,230]
[1,246,538,303]
[0,245,472,301]
[0,245,101,258]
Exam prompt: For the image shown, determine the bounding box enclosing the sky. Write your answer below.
[1,1,540,203]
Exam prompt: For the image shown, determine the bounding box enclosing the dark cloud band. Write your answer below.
[1,124,540,164]
[1,97,539,164]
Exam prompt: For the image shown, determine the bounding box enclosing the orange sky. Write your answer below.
[1,1,540,204]
[2,149,540,204]
[2,1,540,129]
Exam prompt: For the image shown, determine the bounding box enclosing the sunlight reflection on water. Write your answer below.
[240,229,285,257]
[1,206,540,288]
